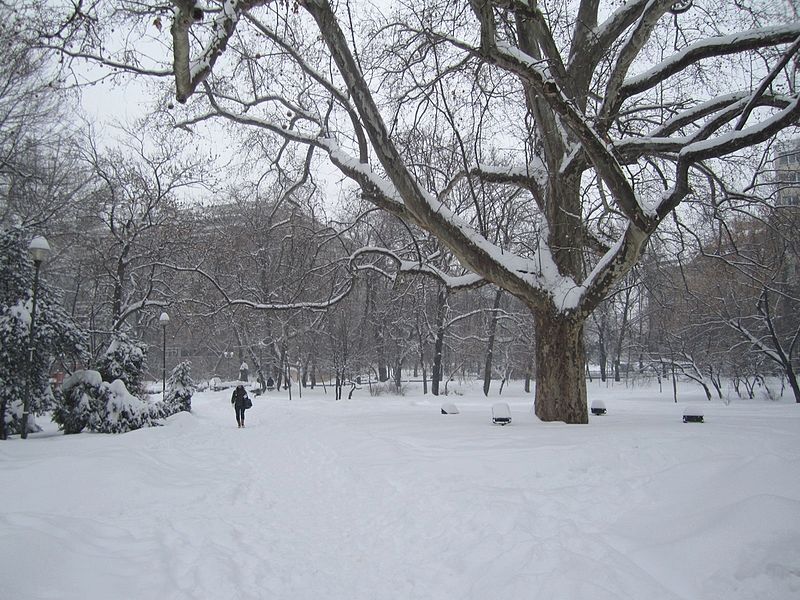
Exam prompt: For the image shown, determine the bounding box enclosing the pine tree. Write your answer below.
[97,332,147,398]
[165,360,194,414]
[0,224,87,438]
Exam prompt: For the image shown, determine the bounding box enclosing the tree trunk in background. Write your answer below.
[416,314,428,395]
[431,287,447,396]
[787,373,800,404]
[377,327,388,382]
[276,342,287,390]
[534,310,588,424]
[394,356,402,390]
[482,289,503,396]
[598,330,607,382]
[0,399,7,440]
[524,339,535,393]
[301,355,310,387]
[613,287,632,382]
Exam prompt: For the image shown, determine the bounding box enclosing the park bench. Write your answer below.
[492,402,512,425]
[683,406,704,423]
[591,400,607,415]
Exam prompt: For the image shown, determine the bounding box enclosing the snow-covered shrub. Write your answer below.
[164,361,194,415]
[99,379,163,433]
[97,332,147,397]
[52,369,162,434]
[369,382,407,397]
[0,225,87,438]
[53,370,104,434]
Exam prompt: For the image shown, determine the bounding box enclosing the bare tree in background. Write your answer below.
[44,0,800,422]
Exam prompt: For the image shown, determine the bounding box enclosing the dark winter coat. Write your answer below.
[231,386,250,409]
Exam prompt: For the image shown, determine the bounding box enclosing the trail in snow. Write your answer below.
[1,382,799,600]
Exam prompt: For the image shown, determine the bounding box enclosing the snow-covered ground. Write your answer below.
[2,380,799,600]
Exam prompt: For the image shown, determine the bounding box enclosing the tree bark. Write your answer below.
[482,289,503,396]
[534,310,588,424]
[613,286,632,382]
[786,369,800,404]
[524,338,535,393]
[431,287,447,396]
[598,326,607,382]
[276,342,287,389]
[377,326,388,382]
[394,356,402,390]
[0,399,7,440]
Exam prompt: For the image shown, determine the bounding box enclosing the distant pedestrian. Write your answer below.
[239,361,249,382]
[231,384,251,428]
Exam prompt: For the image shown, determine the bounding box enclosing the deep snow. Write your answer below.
[1,380,799,600]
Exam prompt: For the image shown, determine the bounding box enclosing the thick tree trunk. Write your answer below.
[534,311,588,424]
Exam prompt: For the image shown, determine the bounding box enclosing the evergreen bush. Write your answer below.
[165,361,194,415]
[97,332,147,397]
[53,369,162,434]
[0,225,87,438]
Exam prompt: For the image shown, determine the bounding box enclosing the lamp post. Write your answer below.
[223,351,234,380]
[159,312,170,400]
[21,236,51,439]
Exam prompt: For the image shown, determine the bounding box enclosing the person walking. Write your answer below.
[231,384,250,428]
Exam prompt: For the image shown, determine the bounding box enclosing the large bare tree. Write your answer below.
[47,0,800,422]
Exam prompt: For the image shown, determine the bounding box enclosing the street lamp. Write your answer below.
[159,311,170,400]
[21,236,51,439]
[223,350,234,379]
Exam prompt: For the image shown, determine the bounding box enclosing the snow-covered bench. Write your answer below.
[492,402,512,425]
[591,399,607,416]
[683,406,704,423]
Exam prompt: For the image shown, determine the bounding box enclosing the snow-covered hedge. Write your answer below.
[164,361,194,415]
[53,370,163,434]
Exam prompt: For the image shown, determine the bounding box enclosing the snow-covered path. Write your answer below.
[2,383,799,599]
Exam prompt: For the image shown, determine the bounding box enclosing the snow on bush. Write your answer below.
[102,379,163,433]
[53,369,162,434]
[0,225,87,438]
[369,382,407,397]
[164,361,194,415]
[97,333,147,397]
[52,370,102,434]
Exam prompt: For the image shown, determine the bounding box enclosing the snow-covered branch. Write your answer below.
[172,0,264,103]
[156,261,355,312]
[620,24,800,99]
[349,247,486,292]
